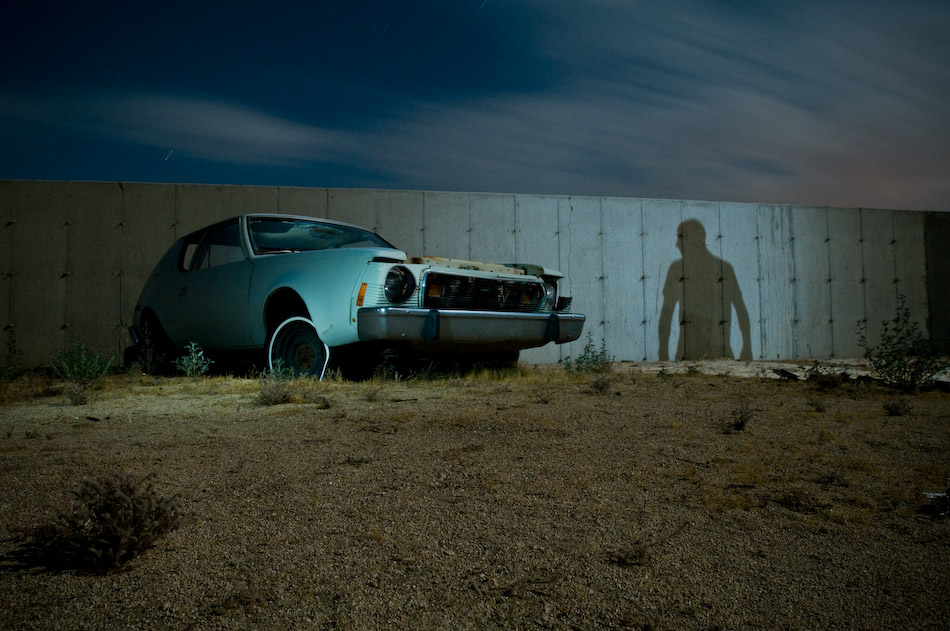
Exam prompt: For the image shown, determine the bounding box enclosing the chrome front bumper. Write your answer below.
[357,308,586,351]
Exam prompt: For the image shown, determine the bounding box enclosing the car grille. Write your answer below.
[422,272,544,312]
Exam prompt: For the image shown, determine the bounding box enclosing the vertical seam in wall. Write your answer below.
[638,199,646,360]
[376,192,382,234]
[173,185,181,240]
[599,198,605,333]
[859,208,867,330]
[789,206,799,357]
[5,187,13,330]
[824,207,834,357]
[678,201,686,358]
[755,204,765,359]
[8,185,19,333]
[513,196,519,264]
[63,184,71,346]
[558,197,566,358]
[508,195,515,262]
[716,203,726,356]
[890,211,899,303]
[422,192,427,254]
[118,183,125,337]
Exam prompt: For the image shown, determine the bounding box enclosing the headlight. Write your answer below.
[543,280,557,307]
[384,266,416,303]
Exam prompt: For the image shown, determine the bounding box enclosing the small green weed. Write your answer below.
[561,333,613,373]
[50,341,114,404]
[174,342,213,378]
[857,295,948,390]
[51,341,114,385]
[129,321,165,375]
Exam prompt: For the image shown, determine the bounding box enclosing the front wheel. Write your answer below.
[268,317,329,378]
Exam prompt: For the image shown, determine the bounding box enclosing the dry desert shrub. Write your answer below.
[17,471,183,572]
[258,360,332,406]
[883,398,913,417]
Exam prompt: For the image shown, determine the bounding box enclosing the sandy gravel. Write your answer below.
[1,361,948,630]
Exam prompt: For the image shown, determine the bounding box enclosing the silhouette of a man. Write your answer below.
[658,220,752,361]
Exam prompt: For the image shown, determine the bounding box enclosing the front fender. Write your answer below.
[249,247,405,347]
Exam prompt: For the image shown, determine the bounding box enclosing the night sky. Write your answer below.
[2,1,948,211]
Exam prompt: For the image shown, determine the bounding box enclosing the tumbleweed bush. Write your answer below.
[48,471,183,571]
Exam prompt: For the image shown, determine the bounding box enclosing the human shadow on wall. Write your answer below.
[658,219,752,361]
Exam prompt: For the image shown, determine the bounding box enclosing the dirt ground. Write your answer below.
[1,361,948,630]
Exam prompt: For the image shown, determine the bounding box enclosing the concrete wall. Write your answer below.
[0,180,941,368]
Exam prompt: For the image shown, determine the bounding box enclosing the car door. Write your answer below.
[174,220,254,349]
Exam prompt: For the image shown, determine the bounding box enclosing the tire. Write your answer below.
[268,317,329,378]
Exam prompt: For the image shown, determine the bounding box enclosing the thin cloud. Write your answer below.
[1,91,351,167]
[341,0,950,209]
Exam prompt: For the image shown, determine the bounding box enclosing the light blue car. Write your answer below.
[130,214,585,377]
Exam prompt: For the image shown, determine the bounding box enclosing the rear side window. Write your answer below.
[185,221,244,271]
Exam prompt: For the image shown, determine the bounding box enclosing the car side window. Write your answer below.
[189,222,244,271]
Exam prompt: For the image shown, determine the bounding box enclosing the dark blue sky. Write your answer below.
[2,1,948,210]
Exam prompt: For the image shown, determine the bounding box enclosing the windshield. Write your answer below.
[247,217,396,254]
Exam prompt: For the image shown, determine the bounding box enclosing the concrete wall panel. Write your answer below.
[277,186,329,218]
[789,207,833,358]
[175,184,231,237]
[378,190,425,254]
[227,184,280,216]
[756,204,795,359]
[469,193,515,262]
[13,182,69,365]
[827,207,865,357]
[602,197,643,362]
[65,182,124,357]
[559,197,604,358]
[892,212,929,334]
[861,208,898,347]
[422,191,470,258]
[719,202,760,361]
[327,188,384,230]
[883,212,929,334]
